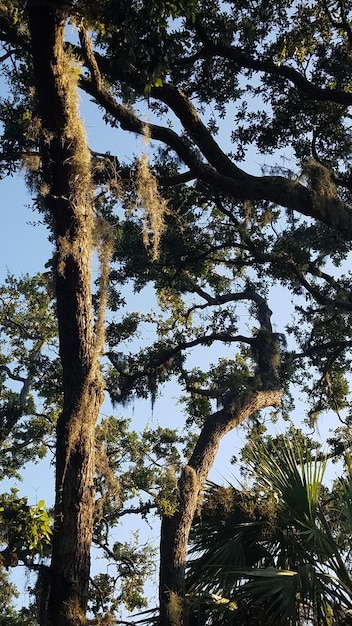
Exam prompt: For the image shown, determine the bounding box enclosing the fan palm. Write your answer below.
[186,438,352,625]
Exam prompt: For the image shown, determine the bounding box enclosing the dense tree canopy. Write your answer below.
[1,0,352,625]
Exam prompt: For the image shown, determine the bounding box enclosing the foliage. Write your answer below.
[0,489,51,566]
[2,0,352,623]
[0,272,58,479]
[187,436,352,625]
[88,534,156,618]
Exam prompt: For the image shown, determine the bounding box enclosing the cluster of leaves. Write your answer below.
[187,434,352,625]
[0,273,59,479]
[88,535,156,618]
[87,414,193,616]
[0,489,52,567]
[94,416,189,522]
[0,565,36,626]
[108,166,352,426]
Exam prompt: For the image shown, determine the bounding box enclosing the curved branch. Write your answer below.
[79,76,206,174]
[108,330,254,389]
[285,259,352,310]
[0,364,26,384]
[212,199,352,311]
[190,17,352,106]
[112,500,157,519]
[159,170,196,186]
[79,29,245,180]
[159,385,282,623]
[83,73,352,237]
[19,339,47,407]
[92,539,135,571]
[76,35,352,239]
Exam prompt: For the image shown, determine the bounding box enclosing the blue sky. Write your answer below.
[0,174,51,280]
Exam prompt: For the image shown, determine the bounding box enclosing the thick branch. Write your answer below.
[79,32,245,180]
[159,170,196,186]
[81,75,352,238]
[189,388,281,477]
[74,32,352,238]
[159,385,281,625]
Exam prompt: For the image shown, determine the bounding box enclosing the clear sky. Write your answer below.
[0,174,51,280]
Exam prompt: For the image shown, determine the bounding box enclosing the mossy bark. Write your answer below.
[27,2,104,624]
[159,388,282,626]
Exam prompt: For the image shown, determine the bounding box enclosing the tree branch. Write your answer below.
[0,364,26,384]
[83,75,352,238]
[108,330,254,390]
[159,170,196,186]
[294,339,352,359]
[72,38,352,241]
[190,16,352,106]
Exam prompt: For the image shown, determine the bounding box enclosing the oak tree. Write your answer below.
[2,1,352,625]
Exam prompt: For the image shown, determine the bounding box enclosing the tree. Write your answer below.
[0,273,58,479]
[2,1,352,625]
[1,0,107,622]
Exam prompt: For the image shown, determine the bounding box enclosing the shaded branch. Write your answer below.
[0,15,30,52]
[321,0,352,50]
[159,170,196,186]
[82,75,352,238]
[0,364,26,384]
[189,388,281,475]
[108,330,254,398]
[294,339,352,359]
[92,540,135,572]
[0,48,14,62]
[112,500,157,519]
[213,197,352,311]
[190,16,352,106]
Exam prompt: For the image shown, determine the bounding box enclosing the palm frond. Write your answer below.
[187,437,352,626]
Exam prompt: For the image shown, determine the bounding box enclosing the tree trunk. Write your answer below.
[159,299,282,626]
[27,2,104,624]
[159,390,281,626]
[159,326,282,626]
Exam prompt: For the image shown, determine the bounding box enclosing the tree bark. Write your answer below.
[159,299,282,626]
[27,2,104,624]
[159,387,282,626]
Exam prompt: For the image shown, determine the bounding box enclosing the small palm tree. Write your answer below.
[186,437,352,625]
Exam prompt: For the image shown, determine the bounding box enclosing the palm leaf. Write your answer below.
[247,436,327,522]
[188,437,352,625]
